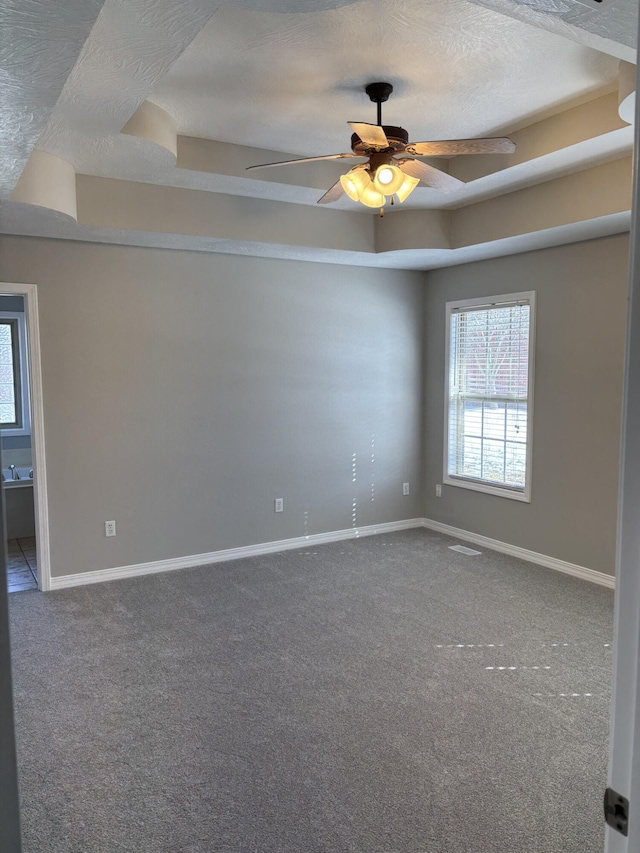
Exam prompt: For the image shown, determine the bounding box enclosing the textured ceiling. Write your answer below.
[0,0,635,270]
[37,0,220,172]
[25,0,619,202]
[469,0,637,60]
[149,0,620,157]
[0,0,105,198]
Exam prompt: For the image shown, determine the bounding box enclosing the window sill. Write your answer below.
[444,475,531,503]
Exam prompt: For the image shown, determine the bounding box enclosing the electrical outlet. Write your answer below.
[402,482,410,496]
[435,484,442,498]
[274,498,284,513]
[105,520,116,537]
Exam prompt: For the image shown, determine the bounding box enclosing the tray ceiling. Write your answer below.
[149,0,620,155]
[0,0,636,269]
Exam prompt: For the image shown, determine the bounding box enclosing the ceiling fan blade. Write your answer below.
[317,180,345,205]
[397,159,465,192]
[246,153,363,171]
[405,137,516,157]
[348,122,389,149]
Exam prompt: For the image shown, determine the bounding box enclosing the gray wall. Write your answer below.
[423,235,629,575]
[0,232,629,579]
[0,237,424,578]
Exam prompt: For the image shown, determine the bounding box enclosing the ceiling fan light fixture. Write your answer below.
[339,168,371,201]
[373,163,404,195]
[395,174,420,203]
[358,184,386,208]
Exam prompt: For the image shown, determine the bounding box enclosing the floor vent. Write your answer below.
[449,544,482,556]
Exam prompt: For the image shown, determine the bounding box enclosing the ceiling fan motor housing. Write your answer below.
[351,126,409,155]
[365,82,393,103]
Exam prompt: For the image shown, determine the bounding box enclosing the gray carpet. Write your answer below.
[8,529,613,852]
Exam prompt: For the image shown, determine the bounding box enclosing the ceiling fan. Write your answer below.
[247,82,516,215]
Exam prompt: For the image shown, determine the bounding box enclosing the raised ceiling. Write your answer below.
[469,0,637,61]
[0,0,106,197]
[149,1,619,151]
[0,0,637,269]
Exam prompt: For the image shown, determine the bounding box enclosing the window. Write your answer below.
[0,311,30,436]
[444,292,535,501]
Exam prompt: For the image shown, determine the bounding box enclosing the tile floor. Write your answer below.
[7,537,38,592]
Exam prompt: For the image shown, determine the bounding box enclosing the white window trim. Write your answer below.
[443,290,536,503]
[0,310,31,437]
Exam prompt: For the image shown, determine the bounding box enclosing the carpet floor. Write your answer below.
[8,529,613,852]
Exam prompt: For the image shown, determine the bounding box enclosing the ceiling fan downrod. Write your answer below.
[366,82,393,127]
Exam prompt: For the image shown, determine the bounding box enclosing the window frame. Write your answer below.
[443,291,536,503]
[0,311,30,437]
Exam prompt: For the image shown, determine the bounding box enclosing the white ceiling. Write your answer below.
[468,0,637,60]
[149,0,620,156]
[0,0,105,197]
[0,0,637,269]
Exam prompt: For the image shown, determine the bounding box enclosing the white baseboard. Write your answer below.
[49,518,425,590]
[422,518,615,589]
[48,516,615,591]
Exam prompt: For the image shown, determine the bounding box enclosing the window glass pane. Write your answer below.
[505,402,527,444]
[482,401,506,439]
[460,436,482,479]
[0,322,17,426]
[505,442,527,488]
[462,400,482,439]
[0,403,16,423]
[481,438,506,482]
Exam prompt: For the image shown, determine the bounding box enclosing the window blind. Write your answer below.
[0,320,20,428]
[447,298,532,491]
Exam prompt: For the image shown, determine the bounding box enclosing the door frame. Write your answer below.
[0,283,50,592]
[605,23,640,853]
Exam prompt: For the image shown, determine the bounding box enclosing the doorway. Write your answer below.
[0,284,50,592]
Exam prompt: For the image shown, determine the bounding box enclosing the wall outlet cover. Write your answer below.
[402,482,410,495]
[274,498,284,513]
[105,520,116,537]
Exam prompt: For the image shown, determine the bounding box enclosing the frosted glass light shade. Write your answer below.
[359,185,386,208]
[340,169,371,201]
[395,174,420,203]
[373,163,404,195]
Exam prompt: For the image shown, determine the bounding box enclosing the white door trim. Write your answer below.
[0,283,50,592]
[605,32,640,853]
